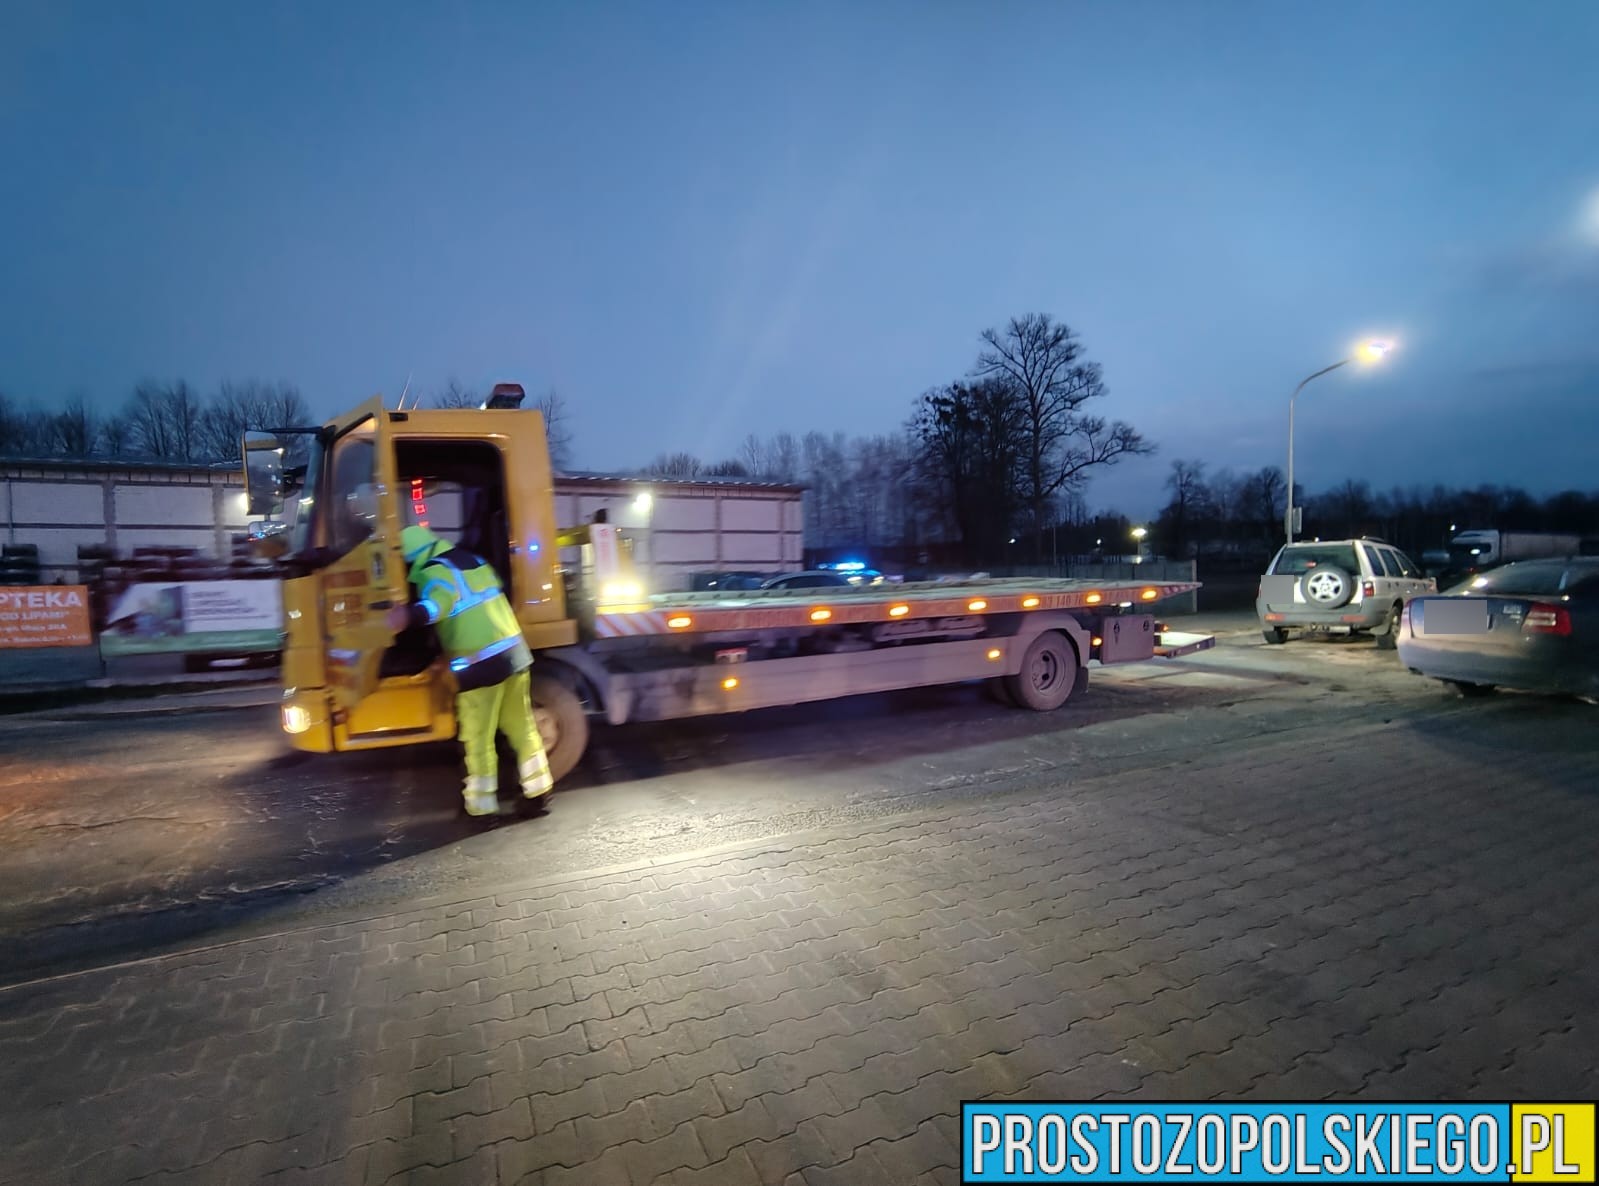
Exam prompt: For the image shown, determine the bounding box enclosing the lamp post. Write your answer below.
[1285,339,1393,542]
[633,491,654,588]
[1131,525,1147,565]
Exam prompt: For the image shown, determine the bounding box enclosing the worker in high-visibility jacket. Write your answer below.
[387,525,555,816]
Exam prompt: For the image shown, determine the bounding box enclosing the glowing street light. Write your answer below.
[1131,525,1147,564]
[1285,339,1395,541]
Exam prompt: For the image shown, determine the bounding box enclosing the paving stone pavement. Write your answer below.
[3,707,1598,1186]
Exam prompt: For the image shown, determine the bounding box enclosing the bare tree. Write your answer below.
[974,313,1153,554]
[430,379,477,409]
[911,379,1024,563]
[199,380,312,465]
[704,459,750,478]
[46,397,99,456]
[125,381,204,462]
[0,394,53,457]
[1319,478,1376,538]
[646,452,703,480]
[1246,466,1287,540]
[100,414,133,457]
[536,388,575,472]
[1160,459,1210,559]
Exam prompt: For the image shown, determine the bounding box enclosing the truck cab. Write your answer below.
[243,391,608,778]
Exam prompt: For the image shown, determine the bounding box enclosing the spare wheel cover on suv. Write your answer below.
[1301,565,1354,608]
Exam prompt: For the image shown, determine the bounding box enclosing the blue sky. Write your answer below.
[3,0,1598,518]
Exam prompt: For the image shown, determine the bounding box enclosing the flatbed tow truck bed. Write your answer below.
[572,576,1214,724]
[591,576,1206,639]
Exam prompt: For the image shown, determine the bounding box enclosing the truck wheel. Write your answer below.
[530,673,589,783]
[1004,632,1083,711]
[1262,627,1288,645]
[1374,603,1402,650]
[984,677,1016,706]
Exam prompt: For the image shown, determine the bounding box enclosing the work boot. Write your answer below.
[520,753,554,800]
[462,776,498,817]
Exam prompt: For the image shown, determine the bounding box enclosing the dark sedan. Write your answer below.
[1395,557,1599,701]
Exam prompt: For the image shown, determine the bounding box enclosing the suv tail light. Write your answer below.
[1523,603,1572,636]
[1361,580,1376,599]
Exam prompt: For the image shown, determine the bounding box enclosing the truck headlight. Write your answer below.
[282,705,313,734]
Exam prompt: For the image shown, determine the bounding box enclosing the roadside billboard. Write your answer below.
[99,580,283,657]
[0,585,94,648]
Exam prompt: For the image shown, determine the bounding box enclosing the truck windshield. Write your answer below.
[1448,542,1492,568]
[287,438,327,558]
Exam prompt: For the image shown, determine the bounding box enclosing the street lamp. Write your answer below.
[1285,339,1393,541]
[1131,525,1147,564]
[632,490,655,587]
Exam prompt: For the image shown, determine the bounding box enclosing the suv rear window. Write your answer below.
[1272,545,1359,575]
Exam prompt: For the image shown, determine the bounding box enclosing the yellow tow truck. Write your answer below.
[242,383,1213,783]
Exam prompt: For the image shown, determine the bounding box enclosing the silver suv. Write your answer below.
[1257,538,1436,649]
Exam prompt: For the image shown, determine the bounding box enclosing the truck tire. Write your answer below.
[1300,565,1354,609]
[985,676,1016,706]
[530,672,589,783]
[1004,631,1083,711]
[1262,627,1288,645]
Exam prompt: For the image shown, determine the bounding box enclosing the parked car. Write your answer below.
[759,570,852,590]
[1395,557,1599,701]
[1256,538,1435,649]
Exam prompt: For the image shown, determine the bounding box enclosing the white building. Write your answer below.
[0,458,806,591]
[554,473,805,592]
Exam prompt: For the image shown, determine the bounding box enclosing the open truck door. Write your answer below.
[315,399,410,714]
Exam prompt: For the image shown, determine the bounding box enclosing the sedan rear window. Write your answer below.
[1272,545,1359,575]
[1447,561,1569,597]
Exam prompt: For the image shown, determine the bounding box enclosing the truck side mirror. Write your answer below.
[242,432,286,516]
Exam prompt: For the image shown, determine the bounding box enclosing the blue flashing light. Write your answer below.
[828,560,867,572]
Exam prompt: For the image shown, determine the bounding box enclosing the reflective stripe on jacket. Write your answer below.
[404,542,532,692]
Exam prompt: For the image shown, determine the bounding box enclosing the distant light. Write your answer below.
[1131,526,1148,540]
[1008,538,1017,544]
[633,492,653,513]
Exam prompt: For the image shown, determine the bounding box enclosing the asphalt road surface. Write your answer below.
[5,611,1599,1184]
[0,611,1591,985]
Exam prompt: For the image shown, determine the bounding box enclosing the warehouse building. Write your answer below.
[0,457,806,594]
